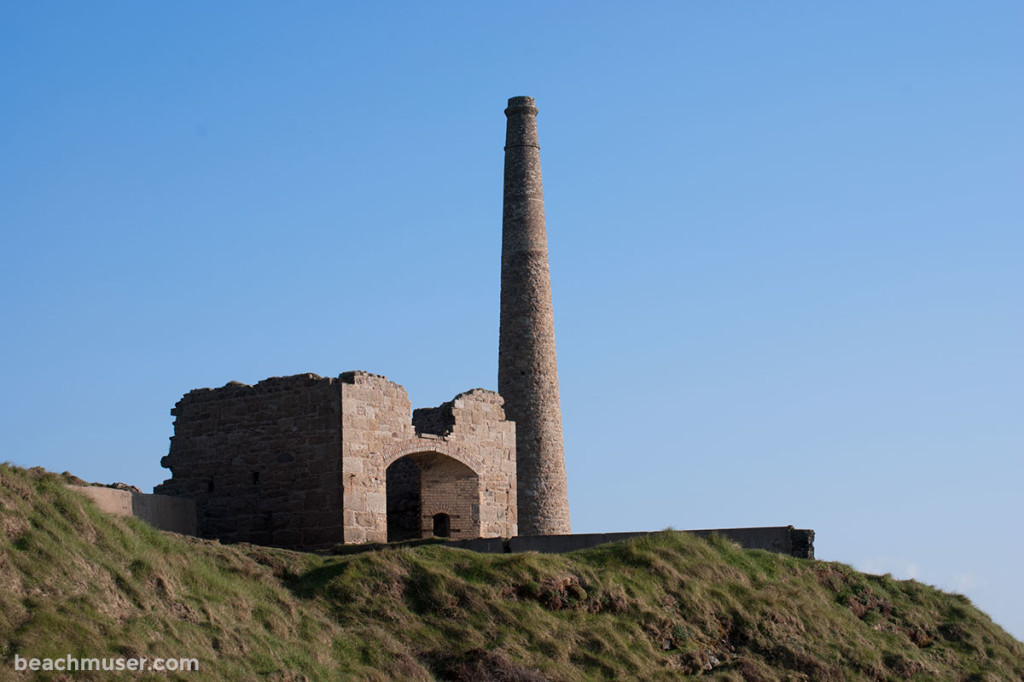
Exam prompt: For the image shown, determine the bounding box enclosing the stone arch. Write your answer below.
[382,438,477,472]
[384,448,480,541]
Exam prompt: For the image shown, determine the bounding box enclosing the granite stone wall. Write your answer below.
[155,374,344,548]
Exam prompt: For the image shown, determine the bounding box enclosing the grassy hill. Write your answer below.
[1,463,1021,681]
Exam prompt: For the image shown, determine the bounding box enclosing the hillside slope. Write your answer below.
[1,463,1021,681]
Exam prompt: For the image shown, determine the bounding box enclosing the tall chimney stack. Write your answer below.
[499,96,571,535]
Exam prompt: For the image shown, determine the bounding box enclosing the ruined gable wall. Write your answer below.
[442,390,517,538]
[406,389,517,538]
[155,374,344,549]
[342,380,517,543]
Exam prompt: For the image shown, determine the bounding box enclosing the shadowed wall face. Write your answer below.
[156,374,345,549]
[386,457,420,542]
[499,96,571,535]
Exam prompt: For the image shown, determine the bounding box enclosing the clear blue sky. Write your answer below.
[2,2,1021,639]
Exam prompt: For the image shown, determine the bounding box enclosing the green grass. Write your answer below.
[1,462,1021,681]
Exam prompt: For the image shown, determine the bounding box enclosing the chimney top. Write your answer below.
[505,96,538,116]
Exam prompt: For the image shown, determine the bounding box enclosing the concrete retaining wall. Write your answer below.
[68,486,196,536]
[438,526,815,558]
[63,488,814,561]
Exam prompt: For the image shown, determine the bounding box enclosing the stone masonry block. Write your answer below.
[366,492,386,514]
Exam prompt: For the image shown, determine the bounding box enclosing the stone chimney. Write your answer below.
[499,96,571,535]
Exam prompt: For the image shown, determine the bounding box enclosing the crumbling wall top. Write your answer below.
[413,389,505,437]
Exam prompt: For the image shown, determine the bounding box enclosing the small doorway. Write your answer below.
[432,513,451,538]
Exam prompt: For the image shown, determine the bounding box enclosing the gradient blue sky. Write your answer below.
[2,2,1021,639]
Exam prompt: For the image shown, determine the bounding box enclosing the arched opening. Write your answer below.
[385,451,480,541]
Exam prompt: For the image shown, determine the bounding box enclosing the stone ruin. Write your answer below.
[150,96,816,559]
[156,372,516,548]
[156,97,569,549]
